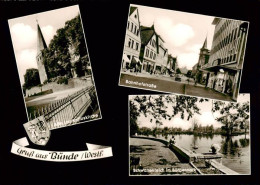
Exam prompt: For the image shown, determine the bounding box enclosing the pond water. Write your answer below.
[155,134,250,174]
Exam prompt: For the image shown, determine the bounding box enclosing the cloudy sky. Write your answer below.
[133,4,216,70]
[131,94,250,130]
[8,5,80,85]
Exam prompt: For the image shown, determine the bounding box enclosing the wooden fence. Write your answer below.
[28,86,95,130]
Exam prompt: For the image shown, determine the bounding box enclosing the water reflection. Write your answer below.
[155,133,250,174]
[221,137,249,156]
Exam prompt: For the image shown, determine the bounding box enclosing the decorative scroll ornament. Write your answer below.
[11,137,113,162]
[11,117,113,161]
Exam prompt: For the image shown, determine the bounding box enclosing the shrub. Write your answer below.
[57,76,69,84]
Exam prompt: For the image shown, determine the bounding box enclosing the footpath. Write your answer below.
[130,137,196,175]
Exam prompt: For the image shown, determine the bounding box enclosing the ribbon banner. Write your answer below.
[11,137,113,162]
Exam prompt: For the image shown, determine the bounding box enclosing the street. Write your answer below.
[119,72,233,101]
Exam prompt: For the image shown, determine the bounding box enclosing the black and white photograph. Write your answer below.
[8,5,101,130]
[0,0,259,184]
[129,94,250,175]
[119,4,249,102]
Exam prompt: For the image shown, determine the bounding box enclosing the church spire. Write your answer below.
[36,20,47,55]
[202,37,207,49]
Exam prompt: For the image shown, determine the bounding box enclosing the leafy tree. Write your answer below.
[176,68,181,74]
[42,14,88,80]
[65,15,88,57]
[130,95,208,135]
[186,70,192,78]
[23,68,41,90]
[130,100,140,135]
[43,27,71,79]
[212,100,249,136]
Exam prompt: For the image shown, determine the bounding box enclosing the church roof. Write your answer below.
[37,22,47,55]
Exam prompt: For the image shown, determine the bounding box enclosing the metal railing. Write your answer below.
[29,86,94,129]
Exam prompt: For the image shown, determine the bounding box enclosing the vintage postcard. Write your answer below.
[8,5,101,131]
[129,94,250,175]
[119,4,249,102]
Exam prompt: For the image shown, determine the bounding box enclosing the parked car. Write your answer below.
[175,74,181,82]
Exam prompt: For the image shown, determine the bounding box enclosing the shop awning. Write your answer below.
[123,54,130,62]
[202,65,238,73]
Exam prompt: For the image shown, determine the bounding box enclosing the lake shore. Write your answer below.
[130,135,247,175]
[130,137,197,175]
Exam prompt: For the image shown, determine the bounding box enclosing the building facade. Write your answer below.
[139,25,168,74]
[168,54,178,73]
[139,25,157,74]
[122,6,142,71]
[155,34,168,75]
[201,18,249,100]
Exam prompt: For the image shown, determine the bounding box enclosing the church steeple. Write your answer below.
[36,20,48,84]
[36,21,47,55]
[202,37,207,49]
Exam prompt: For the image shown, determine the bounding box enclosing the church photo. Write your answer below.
[8,5,101,130]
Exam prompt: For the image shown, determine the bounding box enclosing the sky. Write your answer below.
[8,5,80,85]
[132,4,216,70]
[131,94,250,130]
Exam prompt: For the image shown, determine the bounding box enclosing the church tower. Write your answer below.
[36,21,48,84]
[198,37,210,67]
[195,37,210,84]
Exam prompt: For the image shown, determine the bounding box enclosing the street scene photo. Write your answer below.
[129,94,250,175]
[9,5,101,131]
[119,4,249,102]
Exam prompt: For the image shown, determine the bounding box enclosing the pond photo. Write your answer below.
[129,94,250,175]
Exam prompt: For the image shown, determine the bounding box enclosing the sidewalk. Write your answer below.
[130,137,195,175]
[185,84,233,101]
[120,72,234,102]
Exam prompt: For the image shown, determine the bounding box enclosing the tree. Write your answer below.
[176,68,181,74]
[130,100,140,135]
[23,68,41,90]
[186,70,192,78]
[240,120,249,138]
[43,27,71,79]
[65,15,88,57]
[212,100,249,136]
[42,14,88,80]
[129,95,208,135]
[192,118,199,133]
